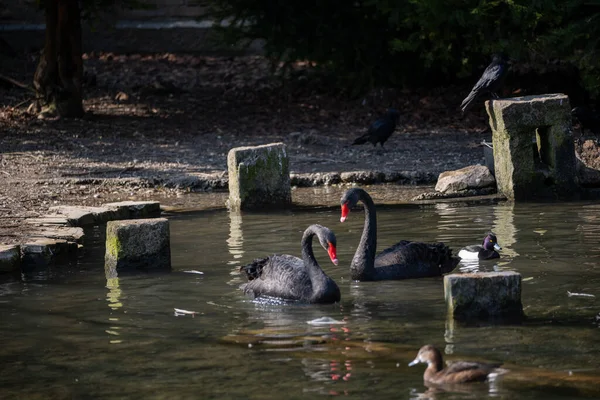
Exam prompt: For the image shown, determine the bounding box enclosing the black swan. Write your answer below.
[409,345,506,384]
[239,224,341,304]
[340,188,460,281]
[458,232,501,260]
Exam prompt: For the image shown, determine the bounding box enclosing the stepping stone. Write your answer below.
[21,238,78,268]
[0,245,20,272]
[104,201,161,218]
[49,205,119,226]
[28,226,85,244]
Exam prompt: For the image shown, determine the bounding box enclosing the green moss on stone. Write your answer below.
[105,228,123,260]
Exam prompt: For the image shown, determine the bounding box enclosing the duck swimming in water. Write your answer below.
[409,345,506,385]
[458,232,501,260]
[239,224,341,304]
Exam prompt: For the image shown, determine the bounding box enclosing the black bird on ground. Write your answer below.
[352,108,400,147]
[460,54,509,114]
[572,107,600,138]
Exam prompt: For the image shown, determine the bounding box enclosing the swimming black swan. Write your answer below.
[340,188,460,281]
[458,232,501,260]
[239,224,341,304]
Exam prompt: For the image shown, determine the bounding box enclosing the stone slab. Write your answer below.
[104,200,161,218]
[105,218,171,275]
[26,216,70,226]
[444,271,523,320]
[49,205,121,226]
[27,227,85,244]
[21,238,78,268]
[0,245,21,273]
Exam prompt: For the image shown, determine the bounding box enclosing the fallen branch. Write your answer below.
[0,74,36,94]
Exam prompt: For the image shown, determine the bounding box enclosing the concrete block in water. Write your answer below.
[21,238,78,269]
[105,218,171,275]
[227,143,291,210]
[0,245,21,272]
[444,271,523,320]
[485,94,578,200]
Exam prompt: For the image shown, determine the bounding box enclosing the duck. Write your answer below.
[239,224,341,304]
[458,232,501,260]
[340,188,460,281]
[408,345,505,384]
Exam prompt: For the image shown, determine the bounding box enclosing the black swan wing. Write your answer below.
[374,241,459,278]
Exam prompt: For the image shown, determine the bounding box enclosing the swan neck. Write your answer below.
[301,227,327,291]
[352,191,377,278]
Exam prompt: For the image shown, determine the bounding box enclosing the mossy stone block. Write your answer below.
[227,143,291,210]
[485,94,578,200]
[444,271,523,320]
[105,218,171,276]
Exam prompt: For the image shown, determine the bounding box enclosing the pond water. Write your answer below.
[1,197,600,399]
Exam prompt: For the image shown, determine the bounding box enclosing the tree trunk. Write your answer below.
[33,0,84,118]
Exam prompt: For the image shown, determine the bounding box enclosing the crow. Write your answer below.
[572,106,600,136]
[460,54,509,114]
[353,108,400,147]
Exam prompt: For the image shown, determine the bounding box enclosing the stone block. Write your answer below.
[444,271,523,320]
[104,201,161,218]
[21,238,78,269]
[0,245,21,273]
[105,218,171,275]
[485,94,578,200]
[227,143,291,210]
[435,164,495,194]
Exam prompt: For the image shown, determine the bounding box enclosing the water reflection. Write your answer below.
[227,210,244,268]
[492,202,519,263]
[105,276,124,344]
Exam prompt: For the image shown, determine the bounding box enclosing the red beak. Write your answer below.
[327,243,338,265]
[340,203,349,223]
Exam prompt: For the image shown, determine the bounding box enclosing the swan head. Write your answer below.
[340,188,364,222]
[483,232,502,251]
[315,225,338,265]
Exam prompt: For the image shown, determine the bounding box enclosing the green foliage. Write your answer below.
[208,0,600,98]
